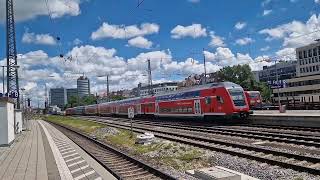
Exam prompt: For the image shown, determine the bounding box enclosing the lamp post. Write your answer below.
[1,66,5,95]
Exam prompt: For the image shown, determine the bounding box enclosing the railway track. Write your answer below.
[79,116,320,175]
[48,121,176,180]
[85,116,320,148]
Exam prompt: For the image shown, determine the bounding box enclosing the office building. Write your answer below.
[272,41,320,103]
[77,76,90,97]
[296,41,320,77]
[257,61,297,88]
[49,88,67,109]
[66,88,77,102]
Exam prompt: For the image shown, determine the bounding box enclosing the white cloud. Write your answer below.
[171,24,207,39]
[260,46,270,51]
[22,31,57,45]
[91,22,159,40]
[203,47,273,71]
[73,38,82,45]
[315,0,320,4]
[208,31,226,47]
[263,9,272,16]
[275,48,296,61]
[262,0,271,6]
[235,37,254,45]
[24,82,37,91]
[235,22,247,30]
[259,14,320,48]
[188,0,200,3]
[127,36,153,49]
[0,0,81,22]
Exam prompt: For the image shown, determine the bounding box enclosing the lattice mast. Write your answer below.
[6,0,20,109]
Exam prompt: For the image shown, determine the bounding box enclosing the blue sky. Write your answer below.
[0,0,319,104]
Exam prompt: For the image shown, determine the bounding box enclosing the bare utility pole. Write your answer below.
[6,0,20,109]
[45,83,48,109]
[203,48,207,84]
[147,59,153,95]
[106,75,109,102]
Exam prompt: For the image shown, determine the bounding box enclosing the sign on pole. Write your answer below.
[128,107,134,119]
[128,107,134,137]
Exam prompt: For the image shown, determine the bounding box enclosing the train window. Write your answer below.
[312,58,315,63]
[314,48,318,56]
[205,97,211,104]
[188,107,193,112]
[217,96,224,104]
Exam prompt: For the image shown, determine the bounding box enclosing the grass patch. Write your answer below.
[45,115,105,133]
[177,150,202,162]
[106,129,136,147]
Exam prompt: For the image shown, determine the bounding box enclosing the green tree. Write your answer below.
[81,95,97,105]
[217,64,271,101]
[109,95,126,101]
[68,95,78,107]
[217,64,254,89]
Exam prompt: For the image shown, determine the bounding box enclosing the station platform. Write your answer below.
[249,110,320,127]
[0,120,116,180]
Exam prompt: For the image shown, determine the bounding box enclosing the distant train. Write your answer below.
[66,82,251,120]
[245,91,262,109]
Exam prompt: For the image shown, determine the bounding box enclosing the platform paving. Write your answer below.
[253,110,320,116]
[250,110,320,127]
[0,120,116,180]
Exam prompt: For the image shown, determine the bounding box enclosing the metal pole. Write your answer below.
[107,75,109,102]
[203,48,207,84]
[275,61,281,111]
[147,59,153,95]
[2,66,5,95]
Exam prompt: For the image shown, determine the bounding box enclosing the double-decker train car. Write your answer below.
[74,106,85,115]
[66,82,250,120]
[65,108,75,116]
[84,104,99,116]
[155,82,249,118]
[245,91,262,109]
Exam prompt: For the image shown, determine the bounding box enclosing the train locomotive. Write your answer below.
[66,82,250,120]
[244,91,262,109]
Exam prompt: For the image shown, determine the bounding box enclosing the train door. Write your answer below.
[136,104,141,115]
[194,99,201,115]
[155,103,159,114]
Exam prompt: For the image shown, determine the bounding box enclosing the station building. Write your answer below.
[273,41,320,104]
[133,82,179,97]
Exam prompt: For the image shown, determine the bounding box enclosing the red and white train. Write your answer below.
[66,82,251,119]
[244,91,262,109]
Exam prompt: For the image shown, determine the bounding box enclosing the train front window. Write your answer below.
[249,92,260,99]
[229,90,246,107]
